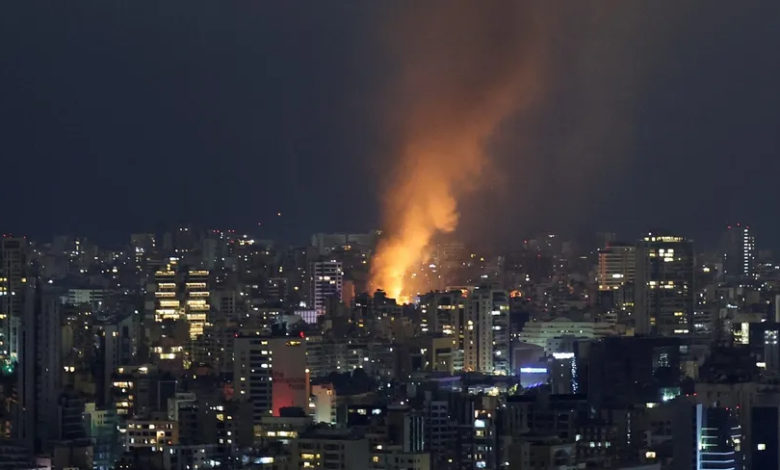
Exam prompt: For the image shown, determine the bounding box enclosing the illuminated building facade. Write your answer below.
[550,352,578,394]
[99,315,137,405]
[150,258,182,322]
[420,290,465,338]
[597,243,635,291]
[269,338,309,415]
[111,364,161,418]
[184,269,210,340]
[721,223,756,281]
[467,405,497,470]
[130,233,155,273]
[516,318,614,354]
[673,403,742,470]
[311,384,336,425]
[125,419,179,451]
[464,287,509,375]
[234,336,310,429]
[310,260,343,315]
[84,402,121,470]
[635,233,695,337]
[148,259,210,360]
[0,236,27,364]
[151,340,185,374]
[418,291,466,371]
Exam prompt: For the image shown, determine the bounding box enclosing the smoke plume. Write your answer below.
[370,1,551,300]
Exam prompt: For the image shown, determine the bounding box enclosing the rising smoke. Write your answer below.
[369,1,552,300]
[368,1,703,299]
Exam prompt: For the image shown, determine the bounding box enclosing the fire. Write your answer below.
[369,2,547,301]
[370,140,471,302]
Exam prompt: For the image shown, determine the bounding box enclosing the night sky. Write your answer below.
[1,2,779,249]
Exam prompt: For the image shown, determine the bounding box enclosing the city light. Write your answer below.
[552,352,574,360]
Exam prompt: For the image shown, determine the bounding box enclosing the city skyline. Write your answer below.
[3,2,780,468]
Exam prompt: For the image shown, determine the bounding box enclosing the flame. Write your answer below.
[370,2,548,301]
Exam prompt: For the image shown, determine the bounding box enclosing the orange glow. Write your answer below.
[370,2,548,301]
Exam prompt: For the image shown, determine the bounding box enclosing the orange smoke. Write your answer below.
[370,1,549,301]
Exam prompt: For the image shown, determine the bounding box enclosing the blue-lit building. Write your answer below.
[674,402,742,470]
[518,365,549,389]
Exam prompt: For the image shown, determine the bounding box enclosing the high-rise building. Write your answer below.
[0,236,27,365]
[146,258,210,358]
[550,351,579,395]
[597,243,635,291]
[279,246,317,308]
[58,390,85,441]
[419,290,468,372]
[210,285,240,323]
[721,223,756,281]
[84,403,121,470]
[673,402,743,470]
[184,269,210,340]
[233,336,309,427]
[98,314,137,405]
[310,260,343,315]
[130,233,156,272]
[463,287,509,375]
[149,257,183,323]
[752,402,780,470]
[420,290,465,338]
[17,280,62,453]
[634,233,695,336]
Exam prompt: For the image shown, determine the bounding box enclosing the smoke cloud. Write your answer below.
[369,1,551,300]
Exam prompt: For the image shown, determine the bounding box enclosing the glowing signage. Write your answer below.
[552,352,574,360]
[520,367,547,374]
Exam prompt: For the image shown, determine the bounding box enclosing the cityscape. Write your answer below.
[0,225,777,470]
[2,1,780,470]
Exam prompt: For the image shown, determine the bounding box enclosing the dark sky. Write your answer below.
[1,2,779,249]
